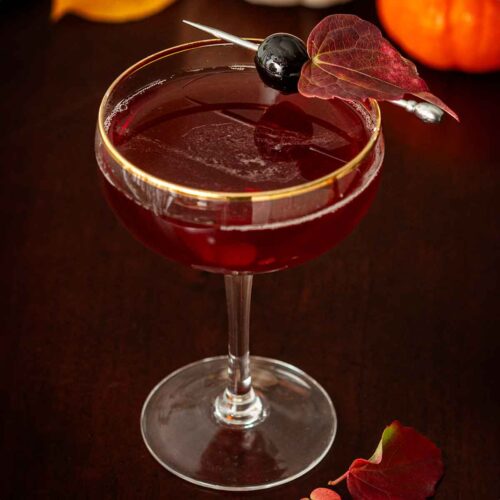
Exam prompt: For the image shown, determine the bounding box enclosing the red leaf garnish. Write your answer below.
[332,420,444,499]
[299,15,459,121]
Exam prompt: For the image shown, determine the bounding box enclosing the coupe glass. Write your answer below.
[95,39,384,491]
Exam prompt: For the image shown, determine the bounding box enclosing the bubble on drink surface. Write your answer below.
[121,113,357,192]
[103,79,167,133]
[121,121,314,190]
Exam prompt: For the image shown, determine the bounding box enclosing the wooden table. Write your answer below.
[1,1,498,498]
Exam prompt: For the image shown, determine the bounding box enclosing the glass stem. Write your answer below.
[214,274,265,427]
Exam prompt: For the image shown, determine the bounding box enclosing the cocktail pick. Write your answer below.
[183,19,445,124]
[389,99,444,124]
[183,20,260,51]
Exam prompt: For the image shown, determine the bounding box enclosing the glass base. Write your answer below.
[141,356,337,491]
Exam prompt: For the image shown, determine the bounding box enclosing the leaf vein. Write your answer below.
[349,472,391,498]
[312,63,409,95]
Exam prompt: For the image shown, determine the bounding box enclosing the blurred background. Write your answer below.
[1,1,498,499]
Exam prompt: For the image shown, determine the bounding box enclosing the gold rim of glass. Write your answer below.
[97,39,382,202]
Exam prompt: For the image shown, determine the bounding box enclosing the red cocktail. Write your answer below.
[101,64,382,274]
[95,40,383,491]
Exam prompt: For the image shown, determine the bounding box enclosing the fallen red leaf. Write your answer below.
[299,15,458,121]
[330,420,444,499]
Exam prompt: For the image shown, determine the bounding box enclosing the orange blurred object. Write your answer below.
[377,0,500,73]
[51,0,177,23]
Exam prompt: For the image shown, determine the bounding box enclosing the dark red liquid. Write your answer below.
[100,67,382,273]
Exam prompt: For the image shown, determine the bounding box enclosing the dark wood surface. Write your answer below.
[1,1,499,498]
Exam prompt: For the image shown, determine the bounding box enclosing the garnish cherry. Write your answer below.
[254,34,309,93]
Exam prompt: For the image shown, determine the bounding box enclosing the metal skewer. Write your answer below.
[390,99,444,124]
[183,19,444,124]
[183,20,260,51]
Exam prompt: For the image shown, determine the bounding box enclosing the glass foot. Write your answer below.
[141,356,337,491]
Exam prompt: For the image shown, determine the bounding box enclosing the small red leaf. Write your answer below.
[299,15,458,121]
[345,421,444,499]
[307,487,342,500]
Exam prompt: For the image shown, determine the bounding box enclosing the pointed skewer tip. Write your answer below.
[182,20,259,52]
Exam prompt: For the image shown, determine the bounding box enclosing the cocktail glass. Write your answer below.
[95,39,384,491]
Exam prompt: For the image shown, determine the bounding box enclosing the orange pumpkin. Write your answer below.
[377,0,500,73]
